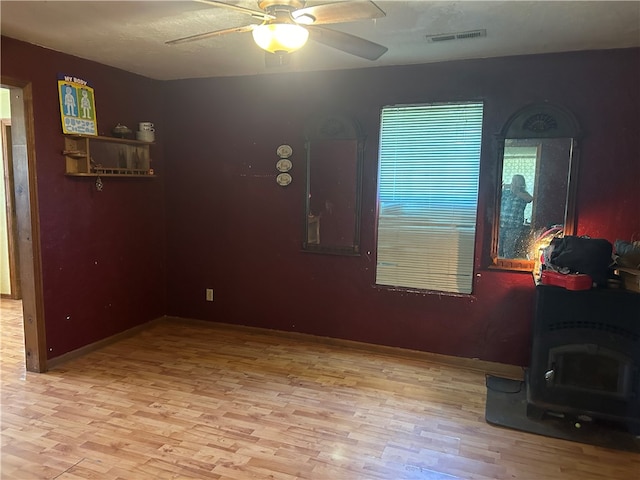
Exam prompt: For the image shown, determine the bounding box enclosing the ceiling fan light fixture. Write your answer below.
[252,23,309,54]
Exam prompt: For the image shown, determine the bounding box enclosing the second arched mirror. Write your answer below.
[491,102,581,271]
[303,113,365,255]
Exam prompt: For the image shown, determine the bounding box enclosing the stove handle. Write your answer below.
[544,367,555,385]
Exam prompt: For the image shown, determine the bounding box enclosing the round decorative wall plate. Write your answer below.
[276,173,292,186]
[276,158,292,172]
[276,144,293,158]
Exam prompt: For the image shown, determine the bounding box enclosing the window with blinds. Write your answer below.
[375,102,484,294]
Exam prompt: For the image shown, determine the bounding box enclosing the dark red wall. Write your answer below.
[1,37,167,359]
[3,35,638,366]
[162,48,639,366]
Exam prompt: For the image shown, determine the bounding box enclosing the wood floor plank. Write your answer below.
[2,298,639,479]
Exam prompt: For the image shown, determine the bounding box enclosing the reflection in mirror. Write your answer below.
[303,114,364,255]
[499,138,572,259]
[492,103,581,271]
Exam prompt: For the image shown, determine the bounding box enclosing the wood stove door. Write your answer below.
[547,345,633,398]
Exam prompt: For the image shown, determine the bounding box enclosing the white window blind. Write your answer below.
[375,102,484,294]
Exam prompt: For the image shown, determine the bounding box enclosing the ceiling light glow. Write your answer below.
[252,23,309,54]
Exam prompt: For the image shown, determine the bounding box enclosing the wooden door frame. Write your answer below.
[2,119,22,300]
[1,77,47,372]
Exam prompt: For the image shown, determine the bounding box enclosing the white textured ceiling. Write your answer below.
[1,1,639,80]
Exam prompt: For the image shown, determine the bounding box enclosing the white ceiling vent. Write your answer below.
[426,29,487,43]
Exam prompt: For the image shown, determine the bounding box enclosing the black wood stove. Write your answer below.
[526,285,640,433]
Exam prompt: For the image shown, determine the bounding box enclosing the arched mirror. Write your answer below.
[303,113,365,255]
[491,102,581,271]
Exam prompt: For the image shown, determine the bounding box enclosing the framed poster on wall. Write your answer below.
[57,74,97,135]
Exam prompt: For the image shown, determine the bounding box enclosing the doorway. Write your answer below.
[0,81,47,372]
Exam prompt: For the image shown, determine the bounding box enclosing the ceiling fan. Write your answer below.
[166,0,388,66]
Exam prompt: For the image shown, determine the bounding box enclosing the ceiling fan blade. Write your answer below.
[307,26,388,60]
[166,24,256,45]
[193,0,274,20]
[265,51,291,68]
[293,1,385,25]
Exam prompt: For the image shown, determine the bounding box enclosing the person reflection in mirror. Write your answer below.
[499,174,533,258]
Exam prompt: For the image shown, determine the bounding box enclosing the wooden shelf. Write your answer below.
[63,134,155,177]
[65,172,154,178]
[62,150,88,158]
[65,134,154,146]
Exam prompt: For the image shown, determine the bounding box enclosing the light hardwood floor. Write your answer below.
[1,298,639,479]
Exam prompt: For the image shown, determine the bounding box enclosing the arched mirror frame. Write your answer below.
[303,113,365,255]
[491,102,582,271]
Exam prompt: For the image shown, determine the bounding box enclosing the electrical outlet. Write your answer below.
[206,288,214,302]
